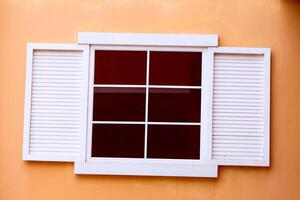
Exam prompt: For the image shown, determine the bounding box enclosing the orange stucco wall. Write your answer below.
[0,0,300,199]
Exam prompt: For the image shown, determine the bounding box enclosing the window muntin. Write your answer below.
[91,49,202,160]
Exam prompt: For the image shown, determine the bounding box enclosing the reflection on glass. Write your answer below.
[149,51,202,86]
[148,88,201,122]
[94,50,147,84]
[147,125,200,159]
[93,87,146,121]
[92,124,145,158]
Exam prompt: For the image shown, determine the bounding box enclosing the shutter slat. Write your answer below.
[211,49,270,166]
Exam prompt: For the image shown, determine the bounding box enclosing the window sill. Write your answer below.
[74,159,218,177]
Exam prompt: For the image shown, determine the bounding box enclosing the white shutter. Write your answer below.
[23,43,89,162]
[211,47,270,166]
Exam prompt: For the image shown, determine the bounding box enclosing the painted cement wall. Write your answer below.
[0,0,300,199]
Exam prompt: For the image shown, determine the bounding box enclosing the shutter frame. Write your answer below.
[22,43,89,162]
[209,47,270,166]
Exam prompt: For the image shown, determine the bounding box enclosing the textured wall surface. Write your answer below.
[0,0,300,199]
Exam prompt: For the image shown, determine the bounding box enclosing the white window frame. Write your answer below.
[75,33,218,177]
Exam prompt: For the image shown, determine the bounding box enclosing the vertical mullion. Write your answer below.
[144,50,150,158]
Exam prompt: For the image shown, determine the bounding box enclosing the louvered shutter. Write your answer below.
[210,47,270,166]
[23,43,89,162]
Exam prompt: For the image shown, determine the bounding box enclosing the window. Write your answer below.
[23,33,270,177]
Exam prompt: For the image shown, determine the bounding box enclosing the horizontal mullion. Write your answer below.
[149,85,201,89]
[148,122,201,126]
[94,84,146,88]
[93,121,145,125]
[92,121,201,125]
[93,84,201,89]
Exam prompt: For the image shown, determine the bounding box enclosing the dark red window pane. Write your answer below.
[149,51,202,86]
[94,50,147,84]
[92,124,145,158]
[147,125,200,159]
[93,87,146,121]
[148,88,201,122]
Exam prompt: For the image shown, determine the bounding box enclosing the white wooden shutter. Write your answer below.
[23,43,89,162]
[211,47,270,166]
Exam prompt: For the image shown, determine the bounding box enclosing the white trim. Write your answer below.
[94,84,146,88]
[77,44,90,163]
[87,45,208,52]
[93,121,145,125]
[212,47,268,54]
[78,32,218,47]
[200,48,214,162]
[76,45,215,177]
[148,122,201,126]
[22,44,34,161]
[93,84,201,89]
[75,161,217,178]
[92,121,201,126]
[144,51,150,158]
[263,48,271,167]
[23,43,89,162]
[150,85,201,89]
[85,45,96,162]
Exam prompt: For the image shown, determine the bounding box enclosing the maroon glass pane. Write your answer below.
[147,125,200,159]
[92,124,145,158]
[93,87,146,121]
[149,51,202,86]
[148,88,201,122]
[94,50,147,84]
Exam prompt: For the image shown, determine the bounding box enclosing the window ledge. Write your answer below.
[74,160,218,178]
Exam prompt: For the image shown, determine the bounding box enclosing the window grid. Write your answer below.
[92,50,202,159]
